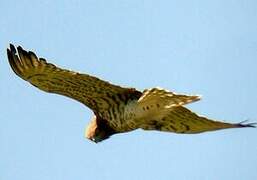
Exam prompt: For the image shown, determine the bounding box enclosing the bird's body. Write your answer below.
[7,44,255,143]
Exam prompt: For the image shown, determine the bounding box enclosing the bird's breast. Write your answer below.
[103,100,139,132]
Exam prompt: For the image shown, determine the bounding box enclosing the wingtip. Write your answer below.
[17,45,23,51]
[9,43,16,53]
[194,95,202,101]
[17,45,24,55]
[7,48,12,60]
[7,44,16,62]
[236,120,256,128]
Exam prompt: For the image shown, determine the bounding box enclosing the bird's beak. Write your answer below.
[90,137,97,143]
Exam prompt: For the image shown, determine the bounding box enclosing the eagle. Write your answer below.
[7,44,256,143]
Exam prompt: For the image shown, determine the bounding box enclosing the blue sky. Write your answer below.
[1,0,257,179]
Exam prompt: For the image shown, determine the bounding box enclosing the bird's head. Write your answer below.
[85,115,115,143]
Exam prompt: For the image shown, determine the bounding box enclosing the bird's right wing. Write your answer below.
[7,44,141,115]
[133,88,255,133]
[140,106,256,133]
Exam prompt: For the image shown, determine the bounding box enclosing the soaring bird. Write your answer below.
[7,44,255,143]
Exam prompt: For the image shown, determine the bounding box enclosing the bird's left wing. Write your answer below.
[7,44,141,115]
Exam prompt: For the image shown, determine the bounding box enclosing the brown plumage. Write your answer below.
[7,44,256,143]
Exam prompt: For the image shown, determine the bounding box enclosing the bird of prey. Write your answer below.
[7,44,255,143]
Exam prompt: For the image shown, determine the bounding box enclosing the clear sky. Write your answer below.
[1,1,257,180]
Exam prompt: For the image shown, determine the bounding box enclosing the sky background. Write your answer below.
[1,0,257,180]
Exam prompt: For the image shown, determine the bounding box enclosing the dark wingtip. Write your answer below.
[10,43,15,50]
[9,43,16,53]
[236,120,256,128]
[17,46,23,51]
[7,44,16,63]
[7,44,23,77]
[17,46,25,55]
[7,48,12,61]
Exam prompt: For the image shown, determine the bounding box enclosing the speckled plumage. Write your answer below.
[7,44,256,143]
